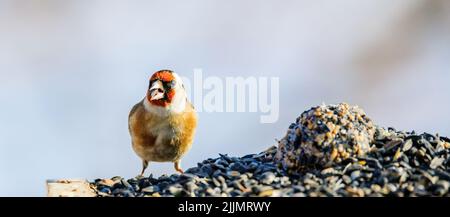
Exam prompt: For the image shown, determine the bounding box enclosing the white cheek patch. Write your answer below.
[143,99,168,116]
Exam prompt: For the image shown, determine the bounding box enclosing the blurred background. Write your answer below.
[0,0,449,196]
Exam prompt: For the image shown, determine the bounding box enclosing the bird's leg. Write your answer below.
[140,160,149,176]
[174,161,184,173]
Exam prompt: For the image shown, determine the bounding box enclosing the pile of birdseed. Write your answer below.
[275,103,376,171]
[91,104,450,197]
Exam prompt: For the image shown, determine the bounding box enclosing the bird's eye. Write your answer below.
[167,80,176,88]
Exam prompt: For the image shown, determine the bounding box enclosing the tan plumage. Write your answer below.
[128,70,197,175]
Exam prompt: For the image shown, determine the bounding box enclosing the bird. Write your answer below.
[128,70,197,176]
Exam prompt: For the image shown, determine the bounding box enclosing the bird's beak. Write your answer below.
[149,80,165,101]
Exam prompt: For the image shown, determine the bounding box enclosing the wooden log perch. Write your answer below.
[47,179,96,197]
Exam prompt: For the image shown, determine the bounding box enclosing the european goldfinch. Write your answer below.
[128,70,197,175]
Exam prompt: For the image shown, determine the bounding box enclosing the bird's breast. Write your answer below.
[129,103,197,162]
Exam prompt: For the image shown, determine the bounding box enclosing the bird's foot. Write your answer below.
[140,160,149,177]
[174,161,184,174]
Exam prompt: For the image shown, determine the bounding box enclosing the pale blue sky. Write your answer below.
[0,0,449,196]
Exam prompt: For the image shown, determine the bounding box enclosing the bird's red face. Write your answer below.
[146,70,177,107]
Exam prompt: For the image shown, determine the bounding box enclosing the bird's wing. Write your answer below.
[128,99,143,133]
